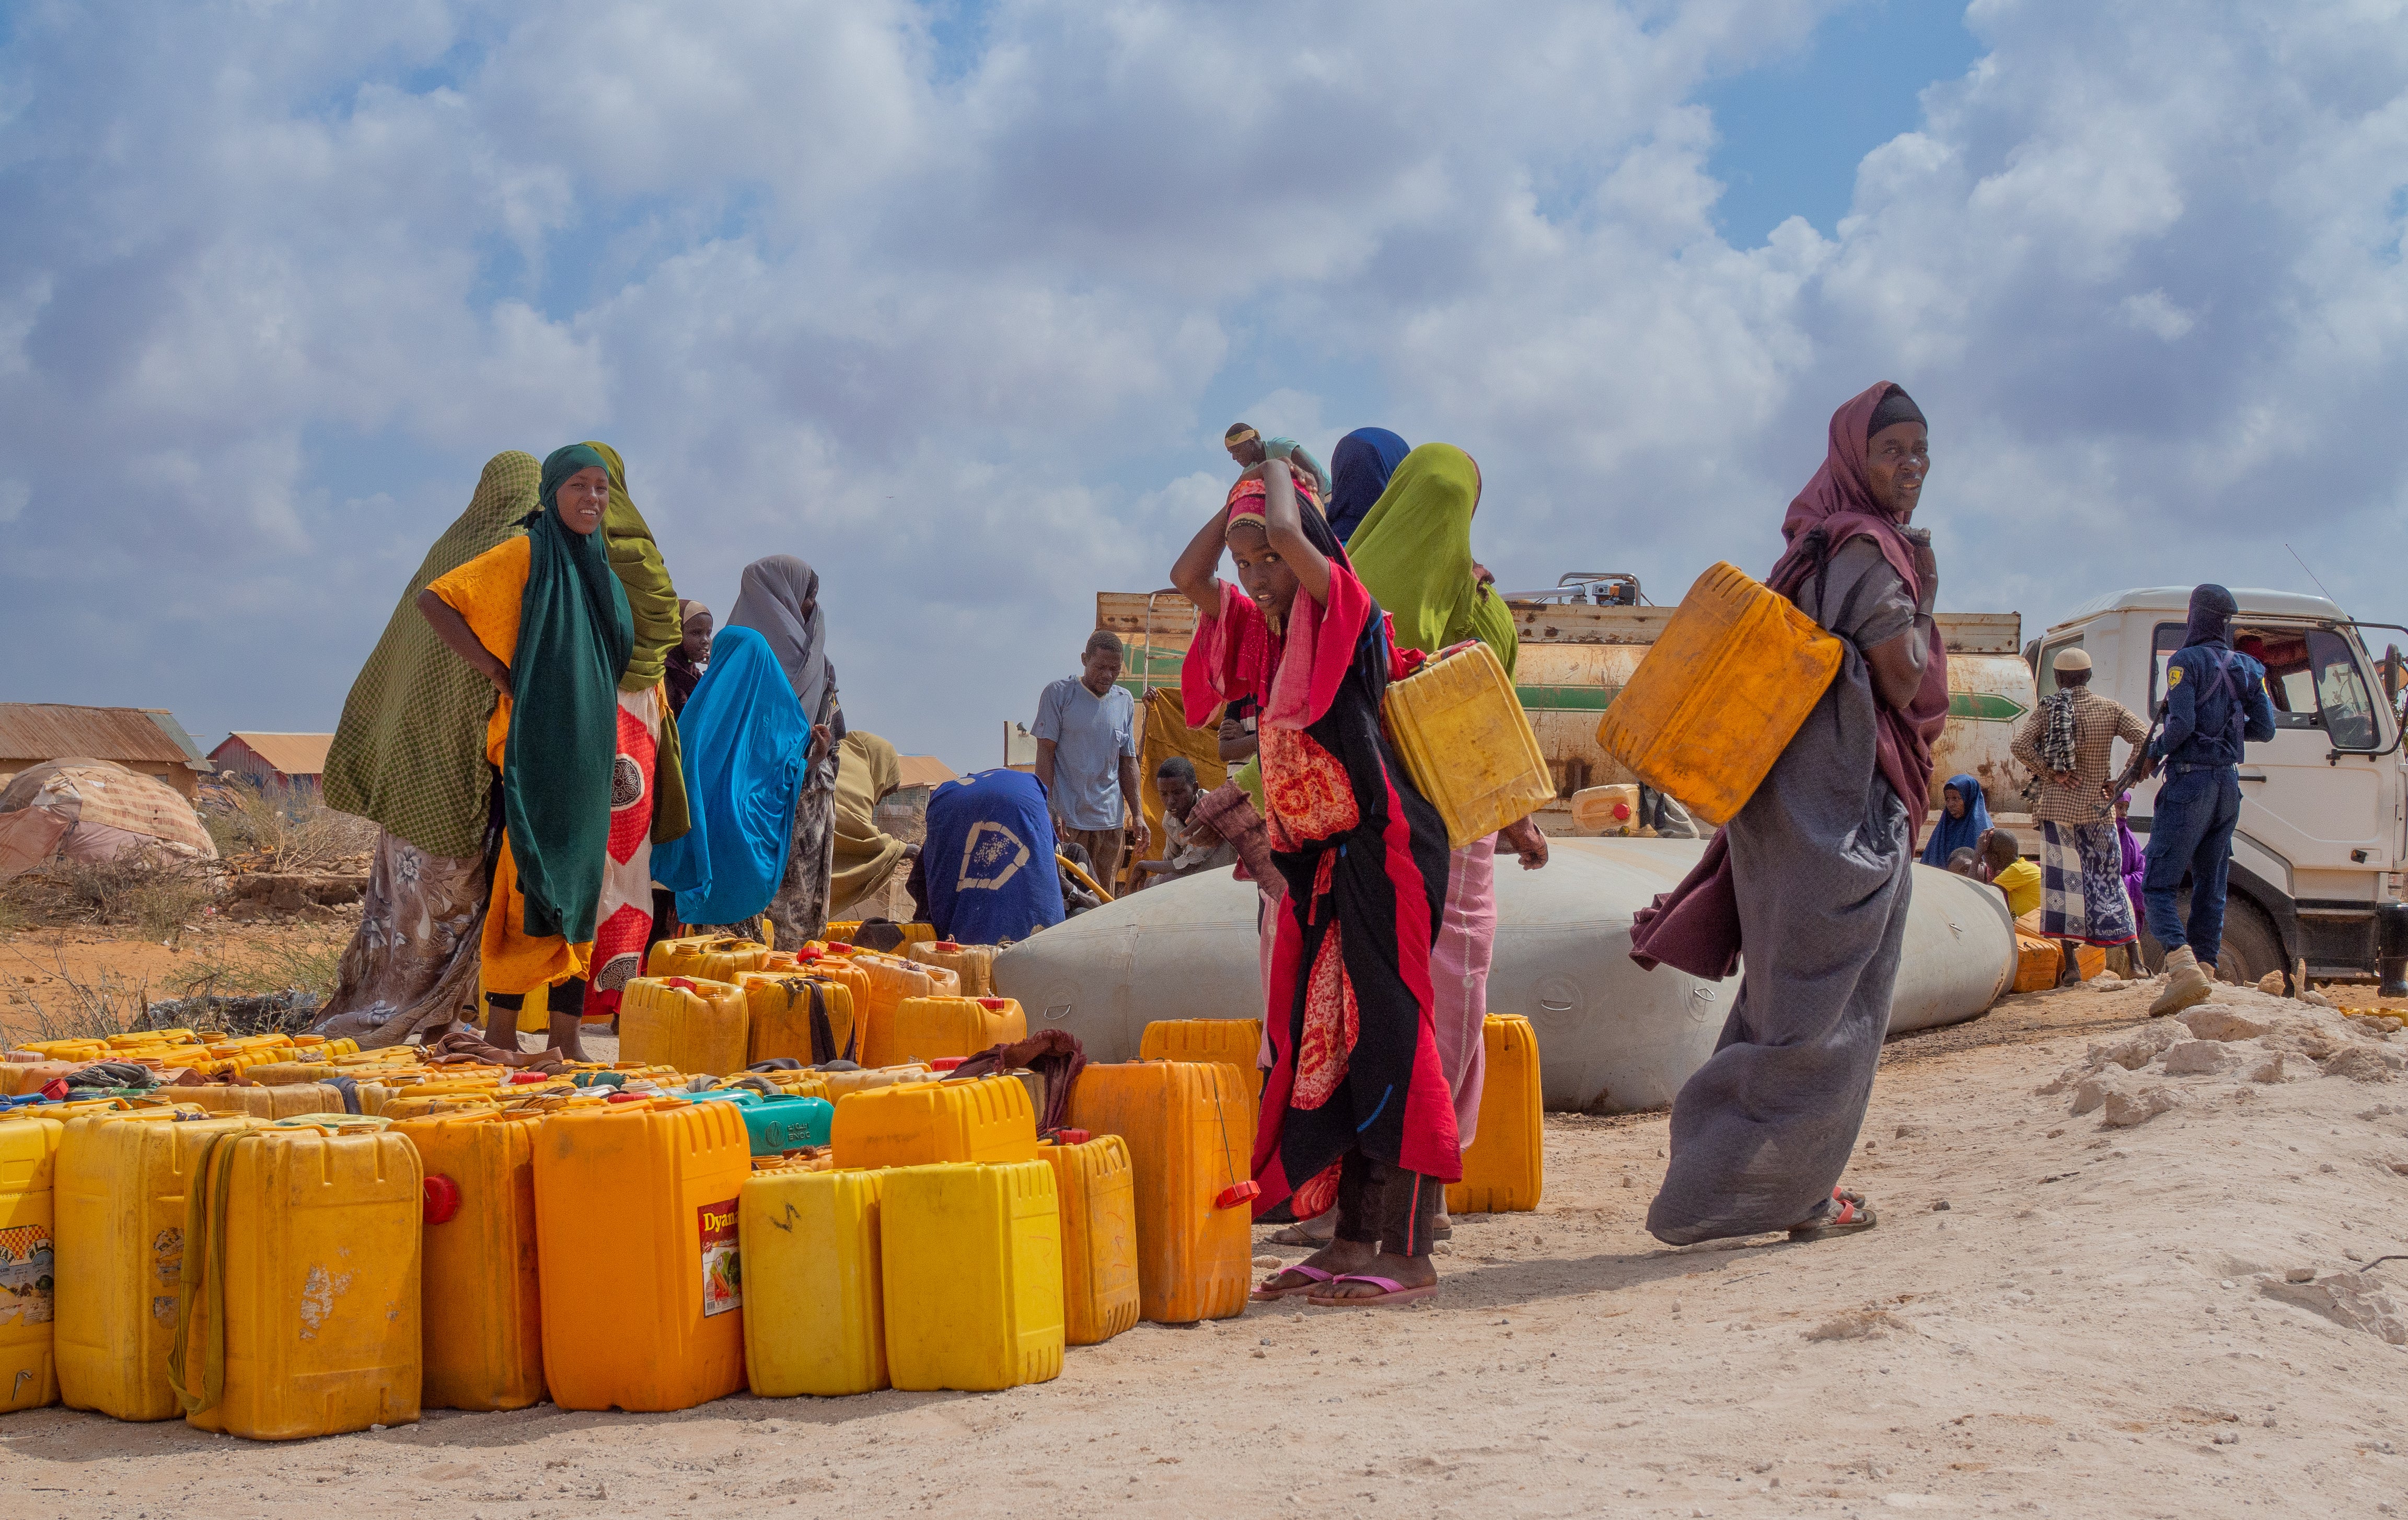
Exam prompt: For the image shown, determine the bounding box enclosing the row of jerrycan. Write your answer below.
[620,963,1025,1078]
[1138,1013,1545,1215]
[1,1107,421,1437]
[0,1054,1266,1431]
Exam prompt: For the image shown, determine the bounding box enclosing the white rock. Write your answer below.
[2101,1085,2187,1127]
[2179,1004,2272,1043]
[2162,1040,2239,1077]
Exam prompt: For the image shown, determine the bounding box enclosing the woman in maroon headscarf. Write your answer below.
[1635,381,1947,1246]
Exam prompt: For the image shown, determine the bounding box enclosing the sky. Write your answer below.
[5,0,2406,776]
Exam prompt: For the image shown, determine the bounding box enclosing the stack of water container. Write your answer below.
[0,927,1290,1438]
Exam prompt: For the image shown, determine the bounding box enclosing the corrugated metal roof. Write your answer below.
[140,708,211,766]
[215,732,335,777]
[0,704,203,767]
[896,755,958,789]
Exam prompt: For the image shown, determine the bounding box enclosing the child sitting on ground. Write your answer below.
[1132,756,1237,888]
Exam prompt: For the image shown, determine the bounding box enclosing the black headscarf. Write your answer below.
[2183,583,2238,648]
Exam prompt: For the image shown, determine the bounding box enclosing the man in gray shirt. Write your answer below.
[1034,631,1148,895]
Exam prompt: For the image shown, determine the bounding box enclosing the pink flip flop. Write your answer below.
[1252,1263,1338,1301]
[1304,1273,1438,1308]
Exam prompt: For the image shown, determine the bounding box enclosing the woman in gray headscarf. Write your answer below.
[716,554,846,947]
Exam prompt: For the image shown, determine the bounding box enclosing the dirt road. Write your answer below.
[3,980,2405,1518]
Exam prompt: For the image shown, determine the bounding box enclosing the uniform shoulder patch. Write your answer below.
[2167,665,2183,686]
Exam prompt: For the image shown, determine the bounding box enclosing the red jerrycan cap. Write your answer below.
[1055,1128,1091,1145]
[1215,1180,1261,1210]
[605,1090,642,1103]
[1612,800,1632,821]
[423,1174,462,1225]
[977,997,1009,1010]
[935,940,961,951]
[508,1070,548,1084]
[929,1057,967,1072]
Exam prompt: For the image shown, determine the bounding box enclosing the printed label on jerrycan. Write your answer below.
[699,1200,742,1317]
[0,1223,55,1327]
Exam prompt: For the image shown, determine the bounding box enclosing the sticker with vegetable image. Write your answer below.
[699,1200,741,1317]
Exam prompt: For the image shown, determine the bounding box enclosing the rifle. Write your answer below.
[2106,692,2171,804]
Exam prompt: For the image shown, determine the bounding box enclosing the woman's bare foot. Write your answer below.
[1310,1251,1438,1300]
[1257,1236,1376,1295]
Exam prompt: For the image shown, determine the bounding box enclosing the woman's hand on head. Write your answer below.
[1498,816,1549,870]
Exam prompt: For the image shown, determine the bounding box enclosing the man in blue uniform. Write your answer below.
[2143,583,2278,1016]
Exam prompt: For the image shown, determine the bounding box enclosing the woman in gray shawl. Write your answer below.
[1631,383,1949,1245]
[714,554,845,948]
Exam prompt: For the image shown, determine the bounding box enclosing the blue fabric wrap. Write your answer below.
[1919,771,1992,866]
[1328,427,1411,544]
[650,626,812,924]
[922,769,1067,945]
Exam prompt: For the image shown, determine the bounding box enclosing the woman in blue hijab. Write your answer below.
[1920,772,1992,867]
[650,625,814,930]
[1326,427,1411,544]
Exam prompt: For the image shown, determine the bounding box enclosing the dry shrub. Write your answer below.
[7,849,213,944]
[201,780,376,873]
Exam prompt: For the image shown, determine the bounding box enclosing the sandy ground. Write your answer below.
[0,925,348,1046]
[4,976,2407,1518]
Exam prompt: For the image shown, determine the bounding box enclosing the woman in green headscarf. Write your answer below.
[1344,442,1548,1239]
[415,444,631,1062]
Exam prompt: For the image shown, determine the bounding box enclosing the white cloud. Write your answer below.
[3,0,2404,765]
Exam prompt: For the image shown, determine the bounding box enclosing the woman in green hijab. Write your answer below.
[1345,442,1548,1239]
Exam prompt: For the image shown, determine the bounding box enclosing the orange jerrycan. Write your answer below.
[881,1160,1064,1392]
[1382,640,1558,849]
[532,1099,749,1412]
[1064,1062,1253,1323]
[173,1119,423,1440]
[1446,1015,1544,1215]
[887,996,1027,1066]
[395,1111,546,1411]
[646,934,747,979]
[55,1110,259,1420]
[1139,1018,1265,1132]
[1039,1134,1140,1345]
[852,954,962,1067]
[1596,561,1844,827]
[736,972,858,1066]
[619,975,750,1077]
[740,1167,888,1397]
[0,1114,64,1412]
[830,1074,1038,1170]
[906,939,998,996]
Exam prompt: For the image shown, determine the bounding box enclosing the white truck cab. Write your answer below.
[2033,586,2408,992]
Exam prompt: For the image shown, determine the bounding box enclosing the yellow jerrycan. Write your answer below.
[1444,1015,1544,1215]
[171,1118,423,1440]
[740,1167,889,1397]
[619,975,750,1077]
[395,1111,547,1412]
[1039,1133,1140,1346]
[887,996,1027,1067]
[0,1113,64,1413]
[1064,1062,1254,1324]
[905,939,998,996]
[1595,561,1843,827]
[830,1074,1038,1171]
[1382,639,1557,850]
[736,972,859,1066]
[880,1160,1064,1392]
[1139,1018,1266,1123]
[55,1110,259,1420]
[851,954,962,1068]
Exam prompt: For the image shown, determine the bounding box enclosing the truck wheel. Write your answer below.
[2215,897,2286,989]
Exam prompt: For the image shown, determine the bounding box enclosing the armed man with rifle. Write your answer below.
[2139,583,2279,1017]
[2010,647,2153,987]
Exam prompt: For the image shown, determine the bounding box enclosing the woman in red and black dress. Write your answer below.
[1169,455,1458,1307]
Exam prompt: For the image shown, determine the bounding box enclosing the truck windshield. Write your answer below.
[2156,619,2388,749]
